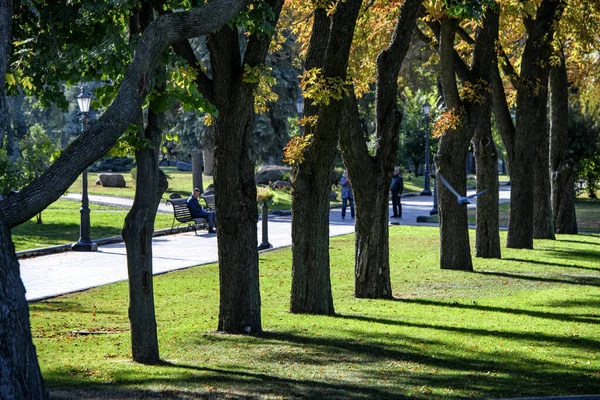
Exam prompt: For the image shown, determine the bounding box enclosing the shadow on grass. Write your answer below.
[398,298,600,325]
[47,360,410,399]
[30,300,120,315]
[331,314,600,351]
[43,324,600,399]
[502,257,600,272]
[474,270,600,287]
[542,249,600,267]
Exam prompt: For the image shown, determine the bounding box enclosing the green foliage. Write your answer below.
[0,124,57,195]
[398,88,441,174]
[0,149,22,196]
[578,155,600,198]
[443,0,495,20]
[569,105,600,198]
[232,0,278,39]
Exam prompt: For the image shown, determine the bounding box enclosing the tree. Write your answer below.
[340,0,423,298]
[421,0,499,270]
[288,0,363,314]
[0,1,251,395]
[173,0,284,332]
[121,0,169,364]
[549,51,576,233]
[492,0,566,248]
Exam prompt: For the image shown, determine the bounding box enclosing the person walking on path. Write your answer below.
[390,167,403,218]
[341,169,355,219]
[187,188,217,233]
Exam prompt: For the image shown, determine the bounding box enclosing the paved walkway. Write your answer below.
[20,186,511,302]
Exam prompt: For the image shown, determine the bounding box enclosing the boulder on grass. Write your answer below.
[98,173,126,188]
[255,165,292,185]
[176,161,192,171]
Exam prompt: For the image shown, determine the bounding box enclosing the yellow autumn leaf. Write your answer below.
[5,73,16,86]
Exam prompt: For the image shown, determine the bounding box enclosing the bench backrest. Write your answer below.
[166,198,193,222]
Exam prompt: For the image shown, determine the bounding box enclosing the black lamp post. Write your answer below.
[421,101,432,196]
[72,87,97,252]
[257,201,272,250]
[296,96,304,135]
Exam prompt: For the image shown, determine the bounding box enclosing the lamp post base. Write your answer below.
[257,242,272,251]
[420,189,432,196]
[71,241,98,252]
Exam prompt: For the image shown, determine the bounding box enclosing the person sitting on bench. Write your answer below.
[187,188,217,234]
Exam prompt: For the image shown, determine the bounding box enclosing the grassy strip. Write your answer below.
[11,200,175,251]
[31,228,600,399]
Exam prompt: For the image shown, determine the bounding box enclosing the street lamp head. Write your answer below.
[296,96,304,116]
[77,86,92,114]
[422,101,431,116]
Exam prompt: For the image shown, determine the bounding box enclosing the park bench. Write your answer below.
[166,196,214,235]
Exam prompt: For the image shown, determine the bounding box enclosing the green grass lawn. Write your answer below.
[11,200,175,251]
[464,198,600,233]
[30,228,600,399]
[67,167,214,200]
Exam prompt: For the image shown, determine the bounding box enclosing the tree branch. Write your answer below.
[1,0,250,228]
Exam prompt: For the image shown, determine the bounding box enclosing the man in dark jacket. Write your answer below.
[187,188,217,233]
[390,167,403,218]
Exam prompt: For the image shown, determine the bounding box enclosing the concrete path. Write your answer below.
[20,186,511,302]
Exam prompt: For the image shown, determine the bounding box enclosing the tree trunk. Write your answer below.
[192,150,204,192]
[203,133,215,176]
[0,211,48,399]
[435,17,471,271]
[473,113,501,258]
[290,0,362,313]
[214,109,262,333]
[0,1,47,395]
[549,54,577,234]
[0,0,11,151]
[122,105,167,364]
[121,3,166,364]
[532,82,555,239]
[208,0,283,332]
[436,140,473,271]
[506,0,565,249]
[340,0,421,299]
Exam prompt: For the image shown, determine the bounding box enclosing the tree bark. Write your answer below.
[435,17,473,271]
[549,54,577,234]
[473,111,501,258]
[0,1,48,397]
[122,103,167,363]
[0,210,48,399]
[0,0,11,151]
[506,0,565,249]
[340,0,422,298]
[208,0,284,333]
[532,81,555,239]
[120,1,167,364]
[290,0,362,313]
[434,4,498,270]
